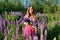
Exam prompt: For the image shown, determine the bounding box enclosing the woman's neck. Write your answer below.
[29,13,33,17]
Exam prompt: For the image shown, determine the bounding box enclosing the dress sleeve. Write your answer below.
[32,17,38,28]
[18,17,25,24]
[21,17,30,23]
[36,18,39,28]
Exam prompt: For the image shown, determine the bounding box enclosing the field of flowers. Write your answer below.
[0,11,60,40]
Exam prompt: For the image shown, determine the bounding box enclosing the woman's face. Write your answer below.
[29,7,33,14]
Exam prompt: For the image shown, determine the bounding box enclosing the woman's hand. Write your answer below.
[23,22,28,25]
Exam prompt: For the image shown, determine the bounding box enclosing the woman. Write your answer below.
[22,6,38,40]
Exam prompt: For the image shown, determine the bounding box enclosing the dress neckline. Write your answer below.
[24,17,36,22]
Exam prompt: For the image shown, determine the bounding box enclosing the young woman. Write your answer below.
[22,6,38,40]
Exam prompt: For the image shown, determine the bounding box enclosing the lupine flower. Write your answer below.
[0,16,2,33]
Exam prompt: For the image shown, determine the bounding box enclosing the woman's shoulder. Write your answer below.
[23,17,29,20]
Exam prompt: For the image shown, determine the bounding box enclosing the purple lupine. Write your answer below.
[4,27,9,40]
[43,16,48,40]
[33,36,38,40]
[3,19,6,27]
[44,16,48,30]
[4,35,7,40]
[16,27,19,40]
[11,12,15,16]
[4,27,8,37]
[0,25,2,33]
[16,19,18,25]
[0,16,2,33]
[10,20,13,27]
[11,33,16,40]
[15,20,19,40]
[38,21,44,40]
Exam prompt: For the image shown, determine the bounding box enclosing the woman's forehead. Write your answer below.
[29,7,33,9]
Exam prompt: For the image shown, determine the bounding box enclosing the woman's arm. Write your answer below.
[21,17,29,25]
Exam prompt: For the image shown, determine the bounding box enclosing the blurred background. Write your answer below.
[0,0,60,40]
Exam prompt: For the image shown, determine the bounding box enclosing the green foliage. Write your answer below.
[0,0,25,11]
[7,14,11,20]
[30,0,58,13]
[38,16,44,21]
[47,23,60,40]
[19,24,24,33]
[7,25,16,40]
[0,33,4,40]
[31,0,40,12]
[0,0,59,13]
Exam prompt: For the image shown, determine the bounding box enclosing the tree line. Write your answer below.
[0,0,59,13]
